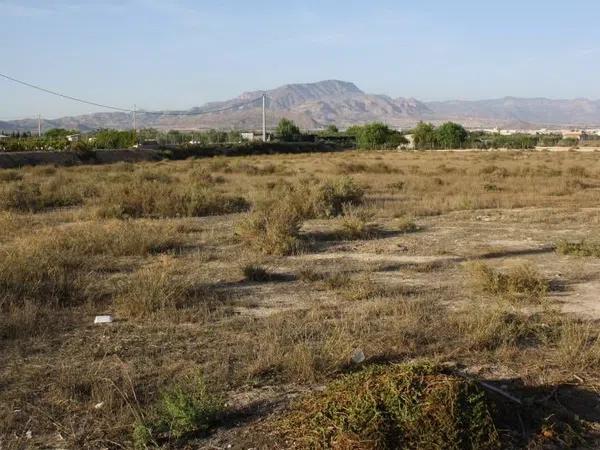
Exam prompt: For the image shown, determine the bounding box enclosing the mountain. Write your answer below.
[424,97,600,128]
[2,80,600,133]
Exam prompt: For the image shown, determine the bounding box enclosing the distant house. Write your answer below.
[0,134,9,140]
[66,134,80,142]
[241,131,271,142]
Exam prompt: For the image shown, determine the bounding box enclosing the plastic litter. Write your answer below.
[94,315,113,324]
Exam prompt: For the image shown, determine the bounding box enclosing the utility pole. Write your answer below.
[133,104,137,132]
[262,93,266,142]
[37,114,41,137]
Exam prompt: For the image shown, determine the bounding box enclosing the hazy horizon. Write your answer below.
[3,0,600,118]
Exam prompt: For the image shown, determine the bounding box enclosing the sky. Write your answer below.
[2,0,600,119]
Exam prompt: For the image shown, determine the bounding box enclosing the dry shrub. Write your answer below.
[236,177,364,255]
[311,176,364,218]
[336,205,376,240]
[0,169,23,182]
[277,363,500,449]
[556,322,600,372]
[95,181,249,219]
[466,261,549,304]
[0,180,83,212]
[0,221,181,310]
[236,198,304,256]
[555,239,600,257]
[116,258,216,319]
[455,306,540,351]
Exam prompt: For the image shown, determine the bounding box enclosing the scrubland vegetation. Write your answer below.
[1,149,600,448]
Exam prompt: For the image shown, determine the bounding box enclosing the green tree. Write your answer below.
[435,122,468,149]
[356,122,406,149]
[325,124,339,134]
[275,118,301,141]
[412,122,437,149]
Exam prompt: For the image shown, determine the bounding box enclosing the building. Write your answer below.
[0,134,9,140]
[66,134,80,142]
[240,131,271,142]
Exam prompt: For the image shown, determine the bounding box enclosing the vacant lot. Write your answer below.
[1,150,600,448]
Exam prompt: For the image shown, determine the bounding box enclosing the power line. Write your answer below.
[0,72,266,118]
[138,96,264,116]
[0,72,133,112]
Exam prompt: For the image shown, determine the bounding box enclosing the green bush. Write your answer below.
[279,363,500,449]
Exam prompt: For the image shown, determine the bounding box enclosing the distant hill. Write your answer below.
[3,80,600,132]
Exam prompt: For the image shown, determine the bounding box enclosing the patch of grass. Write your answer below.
[555,239,600,257]
[556,322,600,373]
[95,182,249,219]
[134,374,224,447]
[466,261,549,304]
[242,264,273,282]
[0,170,23,182]
[0,180,83,212]
[116,258,192,319]
[277,362,500,449]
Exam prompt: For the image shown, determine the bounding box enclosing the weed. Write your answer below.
[278,363,500,449]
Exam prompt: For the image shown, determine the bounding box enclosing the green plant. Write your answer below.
[555,239,600,257]
[278,363,500,449]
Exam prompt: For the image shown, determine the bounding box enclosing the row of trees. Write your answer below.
[1,119,588,152]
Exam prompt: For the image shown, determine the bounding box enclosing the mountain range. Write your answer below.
[3,80,600,133]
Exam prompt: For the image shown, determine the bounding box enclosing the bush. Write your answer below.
[555,239,600,257]
[236,198,304,256]
[278,363,500,449]
[95,182,249,219]
[0,180,83,212]
[312,177,364,218]
[467,262,549,304]
[134,375,224,447]
[116,259,191,319]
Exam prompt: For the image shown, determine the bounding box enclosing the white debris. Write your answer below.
[94,402,105,409]
[26,430,32,439]
[94,315,113,324]
[351,349,365,364]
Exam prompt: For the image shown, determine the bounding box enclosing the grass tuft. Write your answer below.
[466,261,549,304]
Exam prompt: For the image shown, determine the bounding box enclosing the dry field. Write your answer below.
[1,149,600,449]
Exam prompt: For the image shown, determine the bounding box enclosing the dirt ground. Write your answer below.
[1,149,600,448]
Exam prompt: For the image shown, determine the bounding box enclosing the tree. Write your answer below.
[325,124,339,134]
[275,118,301,141]
[412,122,437,149]
[435,122,468,149]
[355,122,405,149]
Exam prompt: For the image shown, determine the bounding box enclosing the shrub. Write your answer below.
[336,205,376,240]
[134,375,224,446]
[0,170,23,182]
[278,363,500,449]
[95,182,249,219]
[236,198,304,256]
[311,177,364,218]
[466,262,549,304]
[555,239,600,257]
[116,259,191,319]
[242,264,273,282]
[0,180,83,212]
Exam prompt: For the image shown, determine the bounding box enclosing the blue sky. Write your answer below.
[2,0,600,118]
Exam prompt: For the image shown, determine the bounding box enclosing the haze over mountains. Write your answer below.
[3,80,600,133]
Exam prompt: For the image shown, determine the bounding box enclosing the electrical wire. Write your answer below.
[0,72,266,117]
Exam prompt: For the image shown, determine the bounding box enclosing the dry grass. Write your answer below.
[466,261,549,304]
[2,150,600,448]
